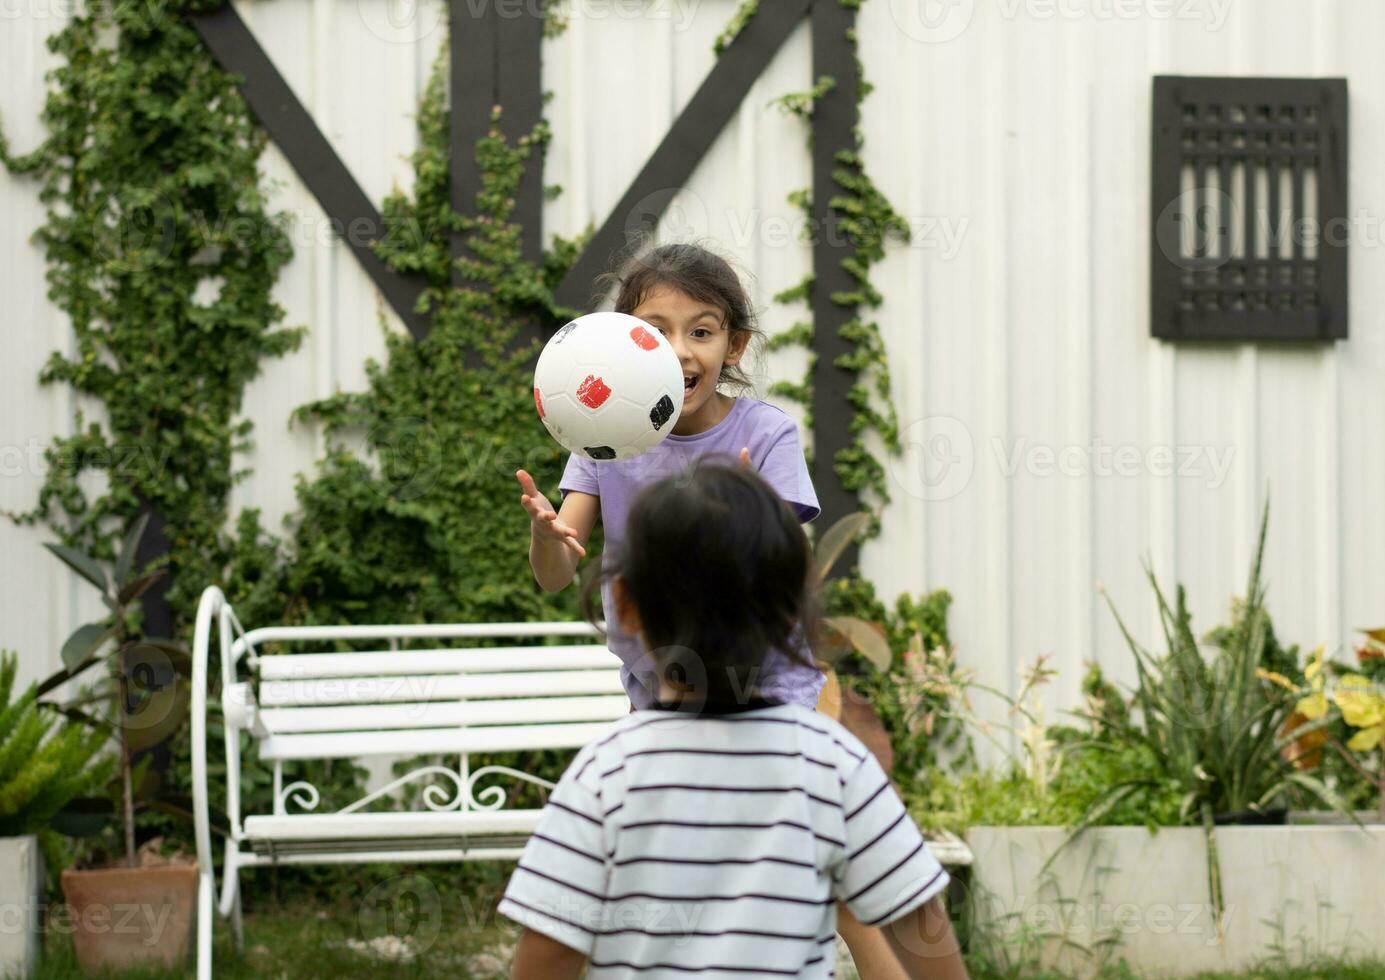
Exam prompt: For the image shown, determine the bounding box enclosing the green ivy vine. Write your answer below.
[2,0,952,824]
[757,4,908,533]
[259,46,592,632]
[0,0,303,631]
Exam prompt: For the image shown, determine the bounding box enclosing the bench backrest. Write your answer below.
[239,624,628,762]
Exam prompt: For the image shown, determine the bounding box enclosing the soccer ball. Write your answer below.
[533,311,685,461]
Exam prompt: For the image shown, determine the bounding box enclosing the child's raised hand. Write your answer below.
[516,469,586,559]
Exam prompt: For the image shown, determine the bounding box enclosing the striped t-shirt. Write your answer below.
[498,699,950,977]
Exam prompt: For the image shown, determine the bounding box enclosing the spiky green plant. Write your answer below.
[0,651,112,839]
[1058,500,1352,931]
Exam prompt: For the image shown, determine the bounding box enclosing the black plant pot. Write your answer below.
[1212,807,1288,826]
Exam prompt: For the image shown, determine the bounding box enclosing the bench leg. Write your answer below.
[230,886,244,952]
[196,864,214,980]
[218,842,244,951]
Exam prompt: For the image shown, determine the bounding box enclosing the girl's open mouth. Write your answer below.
[683,374,699,401]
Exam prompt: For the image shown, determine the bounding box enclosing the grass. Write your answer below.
[16,866,1385,980]
[27,901,518,979]
[21,863,521,980]
[959,966,1385,980]
[26,915,1385,979]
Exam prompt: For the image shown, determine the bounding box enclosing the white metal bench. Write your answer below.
[189,585,627,979]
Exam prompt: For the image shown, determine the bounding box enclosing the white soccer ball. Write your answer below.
[533,311,685,461]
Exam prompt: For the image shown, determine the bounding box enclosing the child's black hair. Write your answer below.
[581,458,822,709]
[594,242,763,395]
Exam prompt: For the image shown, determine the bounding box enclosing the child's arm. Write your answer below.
[510,927,587,980]
[499,740,609,980]
[880,896,969,980]
[836,749,962,978]
[517,469,598,592]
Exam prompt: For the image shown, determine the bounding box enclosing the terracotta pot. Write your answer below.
[816,666,895,774]
[59,863,198,973]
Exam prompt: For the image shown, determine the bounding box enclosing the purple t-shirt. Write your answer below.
[559,397,824,710]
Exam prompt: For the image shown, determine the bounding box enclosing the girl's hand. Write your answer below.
[739,447,751,468]
[517,470,587,558]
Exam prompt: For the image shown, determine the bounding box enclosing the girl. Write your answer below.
[501,463,968,980]
[515,243,924,978]
[517,242,822,711]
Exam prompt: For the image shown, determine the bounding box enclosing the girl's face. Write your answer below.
[631,284,748,435]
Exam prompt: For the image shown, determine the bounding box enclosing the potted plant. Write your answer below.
[39,515,201,972]
[0,651,112,976]
[806,513,893,754]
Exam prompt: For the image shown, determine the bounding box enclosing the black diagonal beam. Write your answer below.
[810,0,863,569]
[189,7,432,339]
[554,0,816,312]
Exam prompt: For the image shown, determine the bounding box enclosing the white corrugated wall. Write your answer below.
[3,1,1382,723]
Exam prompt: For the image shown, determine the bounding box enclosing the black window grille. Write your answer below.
[1151,76,1348,341]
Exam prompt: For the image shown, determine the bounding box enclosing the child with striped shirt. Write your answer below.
[500,463,968,979]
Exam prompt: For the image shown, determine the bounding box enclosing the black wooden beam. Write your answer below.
[554,0,815,312]
[809,0,863,570]
[450,0,498,292]
[496,4,546,270]
[189,7,432,339]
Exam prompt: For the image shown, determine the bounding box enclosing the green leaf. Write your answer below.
[60,623,111,673]
[813,512,871,585]
[43,543,107,596]
[114,511,150,588]
[117,568,166,605]
[821,615,891,671]
[50,797,115,838]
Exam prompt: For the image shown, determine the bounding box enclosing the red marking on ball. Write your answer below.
[533,387,545,419]
[576,374,612,409]
[630,326,659,351]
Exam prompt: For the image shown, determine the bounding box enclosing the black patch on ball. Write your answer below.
[551,320,578,344]
[649,394,675,430]
[584,445,617,460]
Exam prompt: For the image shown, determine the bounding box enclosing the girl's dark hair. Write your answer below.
[581,459,821,708]
[594,242,763,395]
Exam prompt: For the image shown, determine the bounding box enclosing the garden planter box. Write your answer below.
[0,836,43,977]
[966,825,1385,975]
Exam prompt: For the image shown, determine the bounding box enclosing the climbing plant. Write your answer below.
[264,46,592,631]
[2,0,951,835]
[0,0,301,631]
[761,1,909,528]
